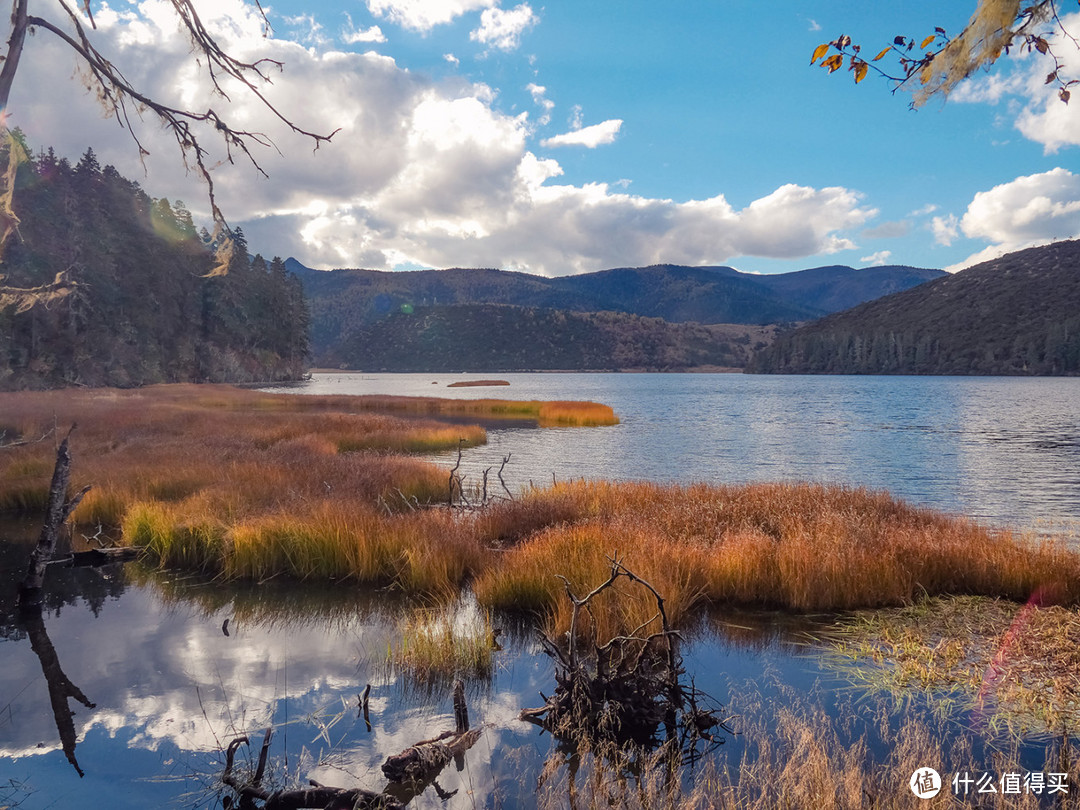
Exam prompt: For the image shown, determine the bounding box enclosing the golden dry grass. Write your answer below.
[4,387,1076,627]
[821,595,1080,736]
[386,601,496,684]
[472,480,1080,638]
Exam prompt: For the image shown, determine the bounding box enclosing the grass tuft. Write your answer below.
[387,601,495,684]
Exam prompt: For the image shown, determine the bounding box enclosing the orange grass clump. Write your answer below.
[473,480,1080,635]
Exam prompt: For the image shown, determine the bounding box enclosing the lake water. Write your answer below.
[269,372,1080,534]
[3,372,1079,808]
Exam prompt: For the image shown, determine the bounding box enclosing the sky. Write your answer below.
[7,0,1080,276]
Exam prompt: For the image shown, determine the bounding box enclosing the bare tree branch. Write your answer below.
[0,1,339,269]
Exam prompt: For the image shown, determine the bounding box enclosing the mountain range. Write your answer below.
[289,260,945,370]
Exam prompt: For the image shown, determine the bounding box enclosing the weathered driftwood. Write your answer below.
[223,731,402,810]
[18,429,91,609]
[222,681,480,808]
[47,546,141,568]
[520,555,729,754]
[381,727,482,784]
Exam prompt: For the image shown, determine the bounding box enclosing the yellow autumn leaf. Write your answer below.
[811,43,830,64]
[820,54,843,73]
[873,46,891,61]
[854,62,869,83]
[920,34,936,49]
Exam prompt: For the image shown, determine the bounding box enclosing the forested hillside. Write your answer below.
[749,240,1080,375]
[329,304,776,372]
[293,260,942,366]
[0,138,309,389]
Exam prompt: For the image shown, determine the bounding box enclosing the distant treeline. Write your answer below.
[331,303,776,372]
[0,135,309,389]
[750,240,1080,376]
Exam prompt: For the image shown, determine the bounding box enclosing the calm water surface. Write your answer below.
[271,372,1080,533]
[3,372,1079,808]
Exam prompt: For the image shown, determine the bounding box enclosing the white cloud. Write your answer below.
[909,203,938,217]
[526,82,554,125]
[541,119,623,149]
[366,0,495,32]
[283,13,329,47]
[860,250,892,266]
[469,3,538,52]
[808,19,822,32]
[444,52,460,65]
[341,14,387,44]
[931,214,960,246]
[943,168,1080,269]
[8,1,876,277]
[961,168,1080,243]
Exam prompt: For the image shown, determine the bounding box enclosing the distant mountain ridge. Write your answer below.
[289,259,945,367]
[749,240,1080,375]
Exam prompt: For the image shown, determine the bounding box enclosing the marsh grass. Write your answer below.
[386,599,496,684]
[820,595,1080,737]
[533,680,1080,809]
[3,387,1077,626]
[473,480,1080,641]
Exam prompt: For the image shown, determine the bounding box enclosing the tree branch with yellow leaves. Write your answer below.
[811,0,1079,107]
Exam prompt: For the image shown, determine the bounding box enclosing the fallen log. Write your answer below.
[381,727,482,784]
[47,547,141,568]
[223,733,401,810]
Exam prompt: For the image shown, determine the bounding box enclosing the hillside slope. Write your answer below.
[328,304,777,372]
[748,241,1080,375]
[1,144,308,389]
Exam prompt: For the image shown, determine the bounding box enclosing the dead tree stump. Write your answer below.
[18,429,90,610]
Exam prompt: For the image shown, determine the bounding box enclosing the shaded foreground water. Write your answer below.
[3,521,1079,809]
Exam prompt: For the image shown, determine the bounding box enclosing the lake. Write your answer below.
[269,372,1080,534]
[2,372,1078,808]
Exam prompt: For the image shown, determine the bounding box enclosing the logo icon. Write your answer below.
[910,768,942,799]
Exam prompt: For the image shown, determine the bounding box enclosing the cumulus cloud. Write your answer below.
[943,168,1080,270]
[931,214,960,246]
[541,119,623,149]
[341,14,387,44]
[366,0,495,32]
[8,1,876,277]
[960,168,1080,243]
[469,4,538,52]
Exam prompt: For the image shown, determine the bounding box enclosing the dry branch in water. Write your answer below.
[221,681,480,808]
[521,555,730,755]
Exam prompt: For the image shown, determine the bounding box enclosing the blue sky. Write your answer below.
[10,1,1080,275]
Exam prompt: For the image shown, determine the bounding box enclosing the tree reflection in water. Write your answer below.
[20,606,96,777]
